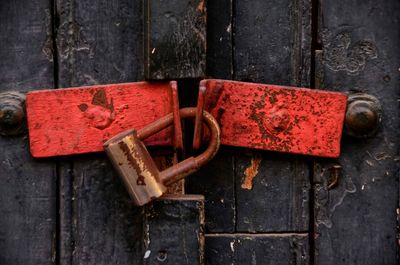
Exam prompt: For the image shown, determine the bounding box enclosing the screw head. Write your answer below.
[344,93,381,138]
[263,107,290,134]
[0,91,26,136]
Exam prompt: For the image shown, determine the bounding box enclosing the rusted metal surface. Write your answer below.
[26,82,174,157]
[201,79,348,158]
[103,107,220,206]
[27,79,348,158]
[344,93,382,138]
[0,91,26,136]
[240,157,262,190]
[193,80,206,150]
[170,81,183,150]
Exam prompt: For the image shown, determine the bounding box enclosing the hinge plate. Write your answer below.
[201,79,348,158]
[27,82,174,157]
[26,80,348,158]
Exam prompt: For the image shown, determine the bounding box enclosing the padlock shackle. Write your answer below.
[136,107,220,186]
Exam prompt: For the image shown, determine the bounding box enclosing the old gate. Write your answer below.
[0,0,399,264]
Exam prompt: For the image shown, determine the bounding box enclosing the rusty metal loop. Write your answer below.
[136,107,221,185]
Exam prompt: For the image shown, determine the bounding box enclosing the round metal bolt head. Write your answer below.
[344,93,381,138]
[0,91,26,136]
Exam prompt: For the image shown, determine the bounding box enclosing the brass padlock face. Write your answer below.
[104,129,167,206]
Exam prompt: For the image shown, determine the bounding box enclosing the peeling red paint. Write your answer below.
[26,79,348,158]
[203,79,348,158]
[241,158,261,190]
[26,82,173,157]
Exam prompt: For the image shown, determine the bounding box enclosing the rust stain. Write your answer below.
[197,0,205,12]
[78,88,115,130]
[78,103,88,112]
[241,158,261,190]
[118,141,146,186]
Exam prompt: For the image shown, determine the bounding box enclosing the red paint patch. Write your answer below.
[202,79,348,158]
[26,82,173,157]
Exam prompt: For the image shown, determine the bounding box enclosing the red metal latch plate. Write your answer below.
[26,80,348,158]
[200,79,348,158]
[27,82,174,157]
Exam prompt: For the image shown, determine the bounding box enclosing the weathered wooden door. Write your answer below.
[0,0,398,264]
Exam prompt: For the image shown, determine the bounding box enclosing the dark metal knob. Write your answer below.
[344,93,381,138]
[0,91,26,136]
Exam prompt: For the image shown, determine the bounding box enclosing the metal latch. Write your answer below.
[23,79,351,158]
[104,107,220,206]
[193,79,348,157]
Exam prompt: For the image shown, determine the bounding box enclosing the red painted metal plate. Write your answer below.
[27,82,173,157]
[202,79,348,158]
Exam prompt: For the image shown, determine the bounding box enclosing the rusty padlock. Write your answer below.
[104,107,220,206]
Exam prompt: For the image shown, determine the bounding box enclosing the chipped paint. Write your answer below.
[26,82,174,157]
[144,250,151,259]
[230,240,236,252]
[202,79,348,158]
[241,158,261,190]
[78,89,116,129]
[197,0,205,12]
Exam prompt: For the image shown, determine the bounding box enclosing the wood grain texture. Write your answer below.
[144,195,205,265]
[27,82,173,157]
[206,0,232,79]
[314,0,400,264]
[236,152,310,232]
[205,234,309,265]
[0,1,56,264]
[185,0,235,233]
[234,0,311,87]
[202,79,347,158]
[233,0,312,232]
[55,0,145,264]
[186,147,236,232]
[60,156,144,265]
[144,0,206,79]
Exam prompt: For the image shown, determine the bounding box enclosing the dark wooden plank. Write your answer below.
[234,0,311,86]
[236,152,310,232]
[206,0,233,79]
[186,147,235,232]
[55,0,145,264]
[314,0,400,264]
[205,234,309,265]
[56,0,143,86]
[144,195,205,265]
[144,0,206,80]
[60,156,144,265]
[185,0,235,233]
[234,0,311,232]
[0,1,56,264]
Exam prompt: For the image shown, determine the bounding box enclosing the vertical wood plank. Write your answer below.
[144,0,206,79]
[0,0,56,264]
[186,148,236,232]
[185,0,236,233]
[234,0,312,232]
[206,0,233,79]
[144,195,205,265]
[314,0,400,264]
[205,234,309,265]
[55,1,144,264]
[235,152,310,232]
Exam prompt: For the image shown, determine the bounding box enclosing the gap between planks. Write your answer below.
[205,232,308,237]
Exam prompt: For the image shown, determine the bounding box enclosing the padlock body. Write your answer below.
[104,129,166,206]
